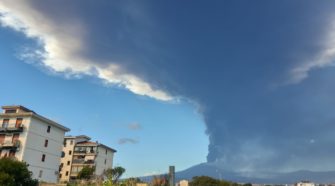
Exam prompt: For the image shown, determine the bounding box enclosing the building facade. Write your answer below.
[178,180,189,186]
[0,105,70,183]
[296,181,315,186]
[59,135,116,182]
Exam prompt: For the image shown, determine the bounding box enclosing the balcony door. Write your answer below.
[2,119,9,128]
[0,134,5,144]
[9,150,15,157]
[12,134,19,143]
[15,118,22,128]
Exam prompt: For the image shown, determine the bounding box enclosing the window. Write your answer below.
[9,150,15,157]
[61,151,65,158]
[106,149,107,154]
[59,163,63,172]
[59,174,62,178]
[67,161,70,165]
[44,139,48,147]
[70,140,73,145]
[5,109,16,113]
[66,171,69,176]
[12,134,19,143]
[38,170,43,178]
[15,118,23,128]
[63,139,67,147]
[104,159,107,164]
[47,126,51,133]
[2,119,9,128]
[0,134,5,144]
[69,150,72,155]
[41,154,46,162]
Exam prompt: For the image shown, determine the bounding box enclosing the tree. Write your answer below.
[151,175,169,186]
[190,176,220,186]
[0,158,38,186]
[77,165,95,180]
[105,166,126,184]
[121,177,142,186]
[190,176,242,186]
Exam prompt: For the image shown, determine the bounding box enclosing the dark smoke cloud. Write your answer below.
[2,0,335,173]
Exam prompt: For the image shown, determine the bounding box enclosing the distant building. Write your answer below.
[59,135,116,182]
[178,180,189,186]
[296,181,315,186]
[136,183,148,186]
[0,105,70,183]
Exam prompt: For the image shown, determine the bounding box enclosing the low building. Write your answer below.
[0,105,70,183]
[178,180,189,186]
[136,183,148,186]
[59,135,116,182]
[296,181,315,186]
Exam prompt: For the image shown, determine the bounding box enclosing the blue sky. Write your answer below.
[1,0,335,178]
[0,24,208,177]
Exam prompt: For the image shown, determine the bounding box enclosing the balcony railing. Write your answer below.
[73,150,96,154]
[72,159,95,165]
[0,124,24,133]
[0,140,20,149]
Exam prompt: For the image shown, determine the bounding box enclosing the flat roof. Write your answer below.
[98,143,117,153]
[65,135,91,140]
[1,105,70,132]
[75,140,117,153]
[2,105,36,114]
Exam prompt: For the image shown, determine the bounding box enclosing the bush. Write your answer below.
[190,176,242,186]
[0,158,38,186]
[77,166,95,180]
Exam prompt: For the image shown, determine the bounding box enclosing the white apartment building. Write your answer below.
[0,105,70,183]
[296,181,315,186]
[59,135,116,182]
[178,180,189,186]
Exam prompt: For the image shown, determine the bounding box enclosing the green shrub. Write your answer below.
[0,158,38,186]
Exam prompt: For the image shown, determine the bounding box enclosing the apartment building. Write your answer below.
[0,105,70,183]
[296,181,315,186]
[59,135,116,182]
[178,180,189,186]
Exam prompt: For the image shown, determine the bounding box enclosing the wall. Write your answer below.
[59,138,75,182]
[95,146,114,176]
[23,117,66,183]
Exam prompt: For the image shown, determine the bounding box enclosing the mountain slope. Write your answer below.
[175,163,335,184]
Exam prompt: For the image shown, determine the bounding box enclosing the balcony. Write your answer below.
[0,124,23,133]
[0,140,20,150]
[72,159,95,165]
[73,150,97,155]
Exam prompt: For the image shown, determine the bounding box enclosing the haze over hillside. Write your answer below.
[175,163,335,184]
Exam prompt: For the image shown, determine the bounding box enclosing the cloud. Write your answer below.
[288,20,335,84]
[0,0,173,101]
[128,122,142,131]
[2,0,335,175]
[118,138,139,145]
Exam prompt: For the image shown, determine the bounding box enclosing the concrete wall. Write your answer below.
[95,146,114,176]
[59,138,75,182]
[23,117,66,183]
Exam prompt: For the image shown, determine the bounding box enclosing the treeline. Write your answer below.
[190,176,252,186]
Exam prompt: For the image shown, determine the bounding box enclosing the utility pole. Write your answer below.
[169,166,175,186]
